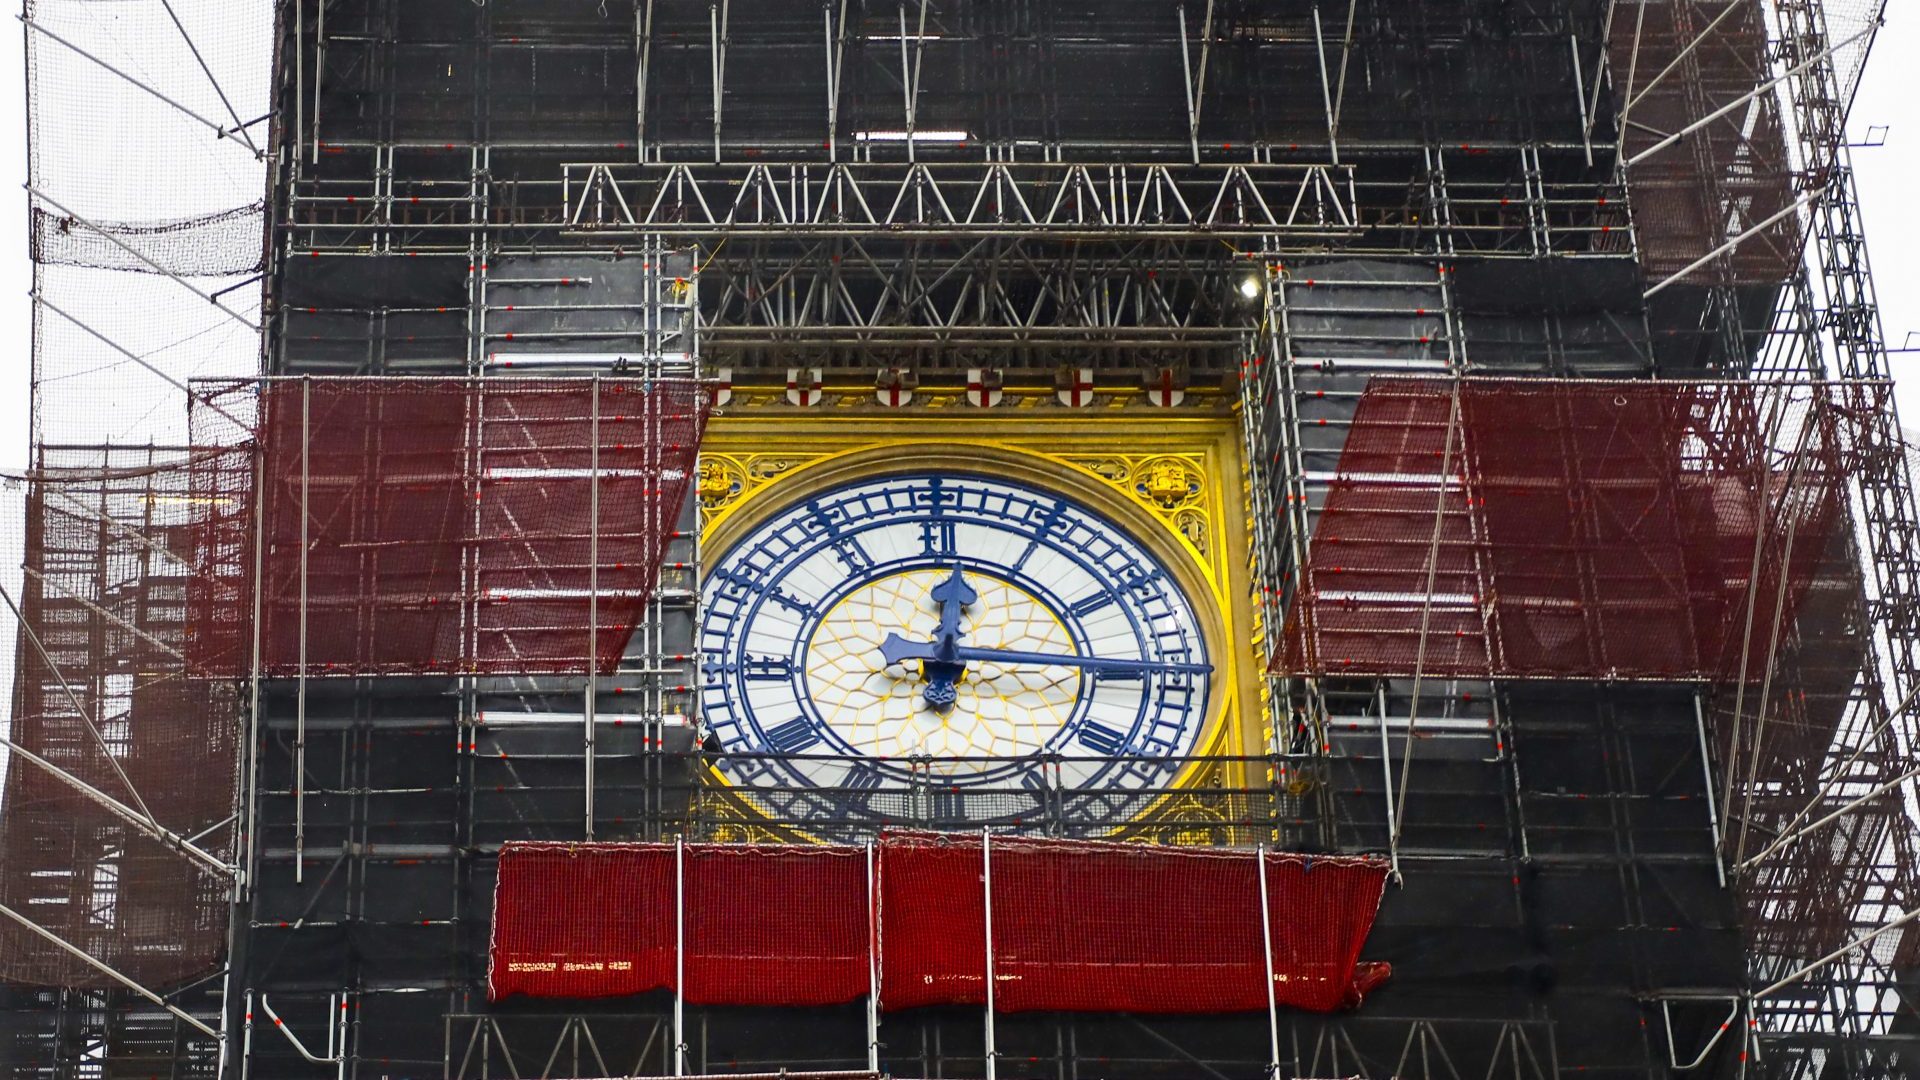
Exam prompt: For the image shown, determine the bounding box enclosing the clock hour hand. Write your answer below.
[912,565,976,713]
[928,564,976,649]
[879,634,1212,677]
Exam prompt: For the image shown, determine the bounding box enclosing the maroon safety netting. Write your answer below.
[1273,382,1487,679]
[190,377,708,676]
[878,833,1391,1014]
[491,835,1393,1015]
[488,843,677,1000]
[490,842,868,1005]
[1274,378,1870,683]
[256,380,470,674]
[0,447,245,989]
[475,380,704,673]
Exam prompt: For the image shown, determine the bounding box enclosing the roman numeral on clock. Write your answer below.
[764,717,824,754]
[1069,591,1117,617]
[1077,722,1130,756]
[921,519,957,558]
[744,655,793,681]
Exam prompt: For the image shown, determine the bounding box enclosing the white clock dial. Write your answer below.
[699,471,1212,825]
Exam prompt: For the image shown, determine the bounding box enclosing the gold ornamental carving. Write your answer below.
[1061,453,1211,563]
[697,453,815,513]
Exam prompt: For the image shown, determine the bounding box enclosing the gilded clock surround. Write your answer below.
[697,413,1266,785]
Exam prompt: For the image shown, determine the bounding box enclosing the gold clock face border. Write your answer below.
[696,414,1264,771]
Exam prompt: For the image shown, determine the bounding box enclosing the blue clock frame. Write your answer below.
[699,471,1214,825]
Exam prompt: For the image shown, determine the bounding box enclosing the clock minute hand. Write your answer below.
[880,634,1212,676]
[927,564,976,656]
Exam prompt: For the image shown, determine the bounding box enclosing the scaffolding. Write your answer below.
[6,0,1920,1078]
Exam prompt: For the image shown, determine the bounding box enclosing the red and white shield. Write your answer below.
[876,367,915,408]
[786,367,823,407]
[1146,367,1186,408]
[966,368,1003,408]
[1056,367,1095,408]
[709,366,733,408]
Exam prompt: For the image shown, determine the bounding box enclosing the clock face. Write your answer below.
[699,471,1213,825]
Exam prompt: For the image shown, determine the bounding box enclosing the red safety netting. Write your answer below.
[488,843,676,1000]
[490,842,867,1005]
[255,381,469,674]
[683,845,869,1006]
[490,835,1392,1016]
[191,377,708,676]
[1275,378,1870,682]
[878,833,1391,1014]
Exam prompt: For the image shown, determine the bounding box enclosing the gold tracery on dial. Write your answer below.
[805,568,1082,769]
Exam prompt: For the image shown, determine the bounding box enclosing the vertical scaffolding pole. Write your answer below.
[245,414,267,892]
[295,376,311,883]
[310,0,325,167]
[636,0,654,162]
[1693,691,1726,887]
[982,827,998,1080]
[241,989,253,1080]
[1374,686,1400,877]
[1312,7,1339,166]
[1257,844,1280,1078]
[824,0,848,162]
[293,0,303,179]
[866,839,880,1073]
[674,834,686,1077]
[586,376,600,840]
[708,1,729,163]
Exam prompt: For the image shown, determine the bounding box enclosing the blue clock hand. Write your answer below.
[929,564,975,644]
[918,564,977,712]
[880,633,1212,676]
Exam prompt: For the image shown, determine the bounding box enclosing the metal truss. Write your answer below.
[443,1009,1558,1080]
[695,233,1267,365]
[558,160,1358,240]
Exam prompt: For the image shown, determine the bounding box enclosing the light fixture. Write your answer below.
[1238,276,1262,300]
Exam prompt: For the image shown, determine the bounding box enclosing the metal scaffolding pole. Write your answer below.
[865,840,880,1073]
[1257,844,1280,1078]
[982,827,998,1080]
[295,377,311,883]
[587,375,600,840]
[674,834,687,1077]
